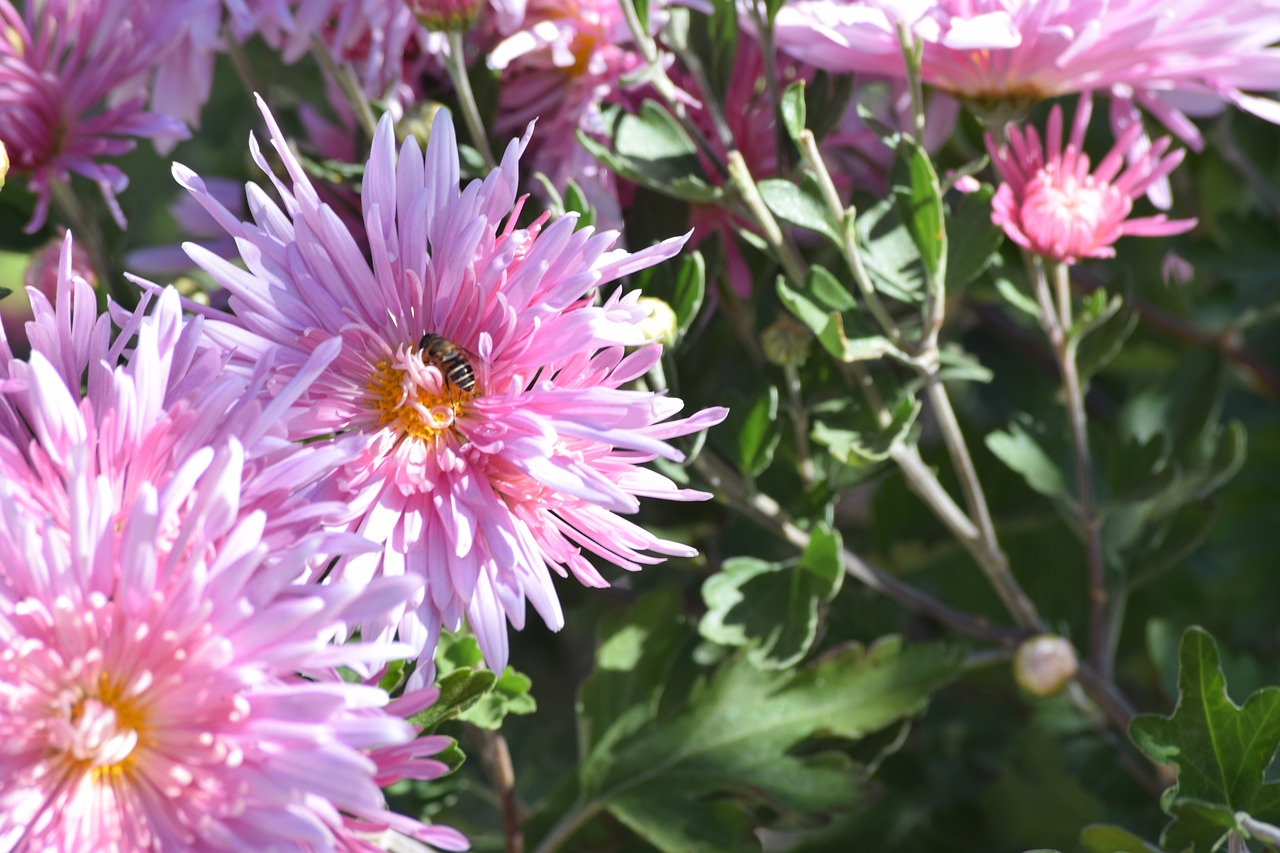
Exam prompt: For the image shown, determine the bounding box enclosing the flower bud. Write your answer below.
[0,139,7,190]
[636,297,679,348]
[761,314,812,368]
[406,0,483,32]
[1013,634,1079,698]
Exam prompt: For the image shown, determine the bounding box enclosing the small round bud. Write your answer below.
[406,0,483,32]
[636,297,679,348]
[0,139,8,190]
[761,314,812,368]
[1013,634,1079,698]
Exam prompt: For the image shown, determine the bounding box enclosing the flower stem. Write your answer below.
[481,728,523,853]
[311,35,378,140]
[534,802,601,853]
[895,20,927,142]
[445,30,498,171]
[694,450,1025,645]
[783,363,816,486]
[1035,260,1110,677]
[726,150,808,286]
[49,181,126,308]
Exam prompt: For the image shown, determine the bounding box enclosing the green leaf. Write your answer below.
[994,275,1042,320]
[670,250,706,342]
[758,176,841,245]
[699,523,845,669]
[734,385,782,478]
[812,394,921,464]
[891,136,946,281]
[856,197,927,303]
[1079,825,1166,853]
[986,421,1070,501]
[578,102,722,203]
[1130,627,1280,852]
[562,178,597,230]
[808,264,857,312]
[579,589,691,790]
[579,637,963,852]
[1077,293,1136,380]
[415,632,536,730]
[781,80,806,142]
[409,667,497,732]
[945,184,1002,290]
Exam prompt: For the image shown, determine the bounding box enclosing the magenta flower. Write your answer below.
[985,94,1196,264]
[771,0,1280,150]
[176,97,726,683]
[0,438,466,851]
[0,0,192,230]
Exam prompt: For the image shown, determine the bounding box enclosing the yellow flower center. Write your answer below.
[365,350,473,442]
[55,671,148,782]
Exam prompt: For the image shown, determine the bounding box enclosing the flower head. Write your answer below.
[177,97,726,683]
[0,233,356,565]
[488,0,661,225]
[771,0,1280,150]
[0,437,464,851]
[0,0,193,230]
[985,95,1195,264]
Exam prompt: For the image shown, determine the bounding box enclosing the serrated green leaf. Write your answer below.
[698,523,844,669]
[781,80,806,142]
[812,394,921,464]
[578,638,962,852]
[735,385,781,477]
[1079,824,1165,853]
[986,421,1070,501]
[891,137,946,280]
[457,666,537,729]
[1130,627,1280,853]
[946,184,1002,290]
[758,177,841,245]
[856,197,927,303]
[409,668,497,732]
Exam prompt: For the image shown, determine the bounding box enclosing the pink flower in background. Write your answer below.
[488,0,661,225]
[0,439,465,851]
[0,0,193,230]
[772,0,1280,151]
[177,98,726,684]
[986,94,1196,264]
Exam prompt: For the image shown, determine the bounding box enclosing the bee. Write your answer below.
[418,332,478,395]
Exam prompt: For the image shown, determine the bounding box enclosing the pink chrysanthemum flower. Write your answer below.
[176,97,726,683]
[488,0,664,225]
[0,440,466,851]
[0,0,193,230]
[771,0,1280,150]
[0,234,355,562]
[985,94,1196,264]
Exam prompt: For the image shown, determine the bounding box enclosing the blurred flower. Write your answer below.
[0,436,463,851]
[125,176,247,279]
[0,0,193,230]
[176,98,727,684]
[1161,250,1195,286]
[985,94,1195,264]
[488,0,663,226]
[771,1,1280,153]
